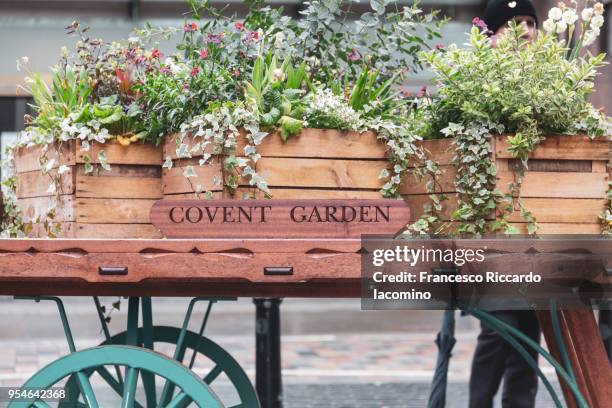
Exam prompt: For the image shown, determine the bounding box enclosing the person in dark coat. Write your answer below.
[468,2,541,408]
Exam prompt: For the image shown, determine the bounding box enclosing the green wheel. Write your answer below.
[8,345,223,408]
[64,326,259,408]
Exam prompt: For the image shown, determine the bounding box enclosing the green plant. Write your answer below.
[413,2,611,235]
[244,51,306,140]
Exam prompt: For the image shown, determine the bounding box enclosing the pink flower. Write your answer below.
[417,86,427,98]
[435,43,444,50]
[151,49,163,59]
[347,48,360,62]
[472,17,488,30]
[159,66,171,75]
[199,49,209,59]
[206,33,223,44]
[234,21,244,30]
[232,69,241,77]
[183,22,198,33]
[190,66,201,77]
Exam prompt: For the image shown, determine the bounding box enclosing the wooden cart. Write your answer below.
[0,237,610,408]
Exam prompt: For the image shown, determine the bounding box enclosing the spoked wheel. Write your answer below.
[9,345,223,408]
[63,326,258,408]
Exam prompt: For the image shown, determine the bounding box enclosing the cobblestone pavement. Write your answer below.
[0,297,562,407]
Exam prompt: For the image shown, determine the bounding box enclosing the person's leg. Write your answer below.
[469,311,518,408]
[501,310,540,408]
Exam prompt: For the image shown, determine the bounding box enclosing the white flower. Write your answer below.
[591,15,604,29]
[548,7,563,21]
[271,68,285,82]
[562,10,578,24]
[593,3,604,16]
[582,7,594,21]
[543,19,556,32]
[556,21,568,33]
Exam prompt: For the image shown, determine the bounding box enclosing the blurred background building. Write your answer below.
[0,0,610,163]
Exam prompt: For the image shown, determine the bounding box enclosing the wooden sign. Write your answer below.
[150,199,411,239]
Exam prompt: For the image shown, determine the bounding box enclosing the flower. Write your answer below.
[347,48,360,62]
[583,30,598,46]
[582,7,594,21]
[548,7,563,21]
[594,3,604,16]
[543,19,556,32]
[245,30,259,42]
[272,68,285,82]
[183,22,198,32]
[151,49,163,59]
[556,21,568,33]
[472,17,488,30]
[159,66,171,75]
[234,21,244,30]
[417,86,427,98]
[591,15,604,29]
[199,49,209,59]
[232,69,240,77]
[190,66,201,77]
[562,9,578,24]
[206,33,223,44]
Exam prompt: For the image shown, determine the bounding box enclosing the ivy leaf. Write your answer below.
[183,165,197,178]
[98,150,111,171]
[162,156,173,169]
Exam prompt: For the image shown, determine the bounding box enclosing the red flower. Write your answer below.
[245,30,259,42]
[183,22,198,32]
[190,66,201,77]
[151,49,163,59]
[435,44,444,50]
[234,21,244,30]
[199,49,209,59]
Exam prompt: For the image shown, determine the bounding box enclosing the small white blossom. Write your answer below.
[593,3,604,16]
[562,10,578,24]
[582,7,594,21]
[548,7,563,21]
[543,19,556,32]
[591,15,604,29]
[556,21,568,34]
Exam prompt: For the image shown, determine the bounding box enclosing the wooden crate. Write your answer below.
[401,135,611,234]
[14,140,163,238]
[163,129,390,199]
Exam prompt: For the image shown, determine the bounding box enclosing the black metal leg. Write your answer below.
[599,307,612,363]
[254,298,283,408]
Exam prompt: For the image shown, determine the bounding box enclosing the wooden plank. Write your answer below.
[18,195,76,222]
[166,129,387,160]
[237,129,387,159]
[237,188,382,199]
[76,198,156,224]
[495,134,610,160]
[162,164,223,195]
[76,176,162,199]
[16,167,75,198]
[75,223,162,239]
[14,142,75,173]
[0,238,363,254]
[496,171,608,198]
[405,194,459,221]
[399,166,457,195]
[555,310,612,408]
[75,164,161,178]
[418,138,455,165]
[248,158,389,189]
[151,199,411,239]
[510,222,602,234]
[76,140,162,165]
[591,161,608,173]
[27,222,75,238]
[505,198,606,224]
[503,159,593,173]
